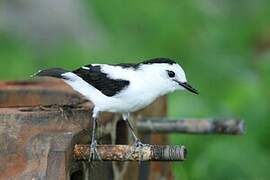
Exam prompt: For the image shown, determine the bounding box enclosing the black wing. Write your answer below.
[73,65,130,97]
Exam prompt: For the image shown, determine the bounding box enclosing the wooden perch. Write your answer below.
[137,118,245,135]
[74,144,186,161]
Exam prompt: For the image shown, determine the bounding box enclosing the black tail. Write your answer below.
[32,68,69,79]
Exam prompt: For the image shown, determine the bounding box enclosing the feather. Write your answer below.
[73,65,130,97]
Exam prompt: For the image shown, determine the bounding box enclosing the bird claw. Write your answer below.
[89,140,102,161]
[128,139,145,162]
[133,139,143,148]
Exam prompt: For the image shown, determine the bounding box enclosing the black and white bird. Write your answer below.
[34,58,198,160]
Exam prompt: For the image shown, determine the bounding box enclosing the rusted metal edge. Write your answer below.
[74,144,187,161]
[137,118,245,135]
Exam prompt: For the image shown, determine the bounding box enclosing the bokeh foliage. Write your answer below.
[1,0,270,179]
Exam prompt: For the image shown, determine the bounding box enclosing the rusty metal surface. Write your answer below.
[0,78,86,108]
[0,79,173,180]
[137,118,245,134]
[0,79,115,180]
[74,144,186,161]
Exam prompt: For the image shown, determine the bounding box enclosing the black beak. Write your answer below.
[175,80,199,95]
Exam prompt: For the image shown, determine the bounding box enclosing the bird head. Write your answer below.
[140,58,199,95]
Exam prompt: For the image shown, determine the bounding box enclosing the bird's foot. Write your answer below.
[133,139,144,148]
[127,139,145,161]
[89,140,102,162]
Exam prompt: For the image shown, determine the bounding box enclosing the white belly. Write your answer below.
[94,90,157,113]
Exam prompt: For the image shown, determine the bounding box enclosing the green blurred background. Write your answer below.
[1,0,270,179]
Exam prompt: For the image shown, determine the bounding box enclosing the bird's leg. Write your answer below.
[89,117,102,161]
[125,118,145,162]
[125,119,143,147]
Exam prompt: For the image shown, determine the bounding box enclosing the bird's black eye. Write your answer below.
[167,70,175,78]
